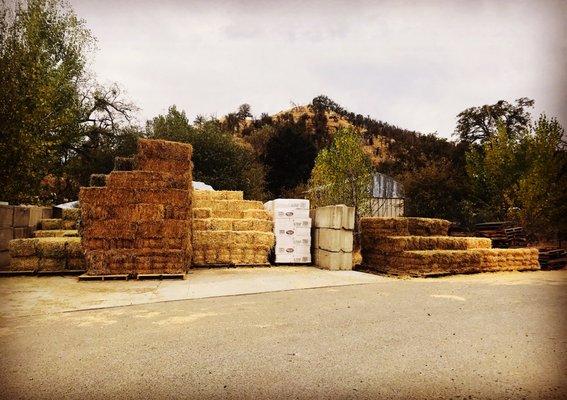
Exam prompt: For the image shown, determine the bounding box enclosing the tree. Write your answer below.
[0,0,136,204]
[454,98,534,144]
[308,128,374,237]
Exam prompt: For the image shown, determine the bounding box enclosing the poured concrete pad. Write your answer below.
[0,266,388,317]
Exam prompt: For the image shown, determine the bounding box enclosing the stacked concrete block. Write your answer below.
[80,139,193,276]
[0,205,52,269]
[192,190,274,265]
[311,205,355,270]
[265,199,311,264]
[361,217,540,277]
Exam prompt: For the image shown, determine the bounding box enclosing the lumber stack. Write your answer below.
[80,139,193,276]
[361,217,540,276]
[192,190,274,265]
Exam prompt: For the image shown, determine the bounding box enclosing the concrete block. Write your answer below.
[0,205,13,227]
[314,228,353,252]
[0,228,13,251]
[314,249,352,271]
[0,250,10,268]
[13,207,30,227]
[312,205,355,230]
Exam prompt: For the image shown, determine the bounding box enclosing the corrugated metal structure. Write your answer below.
[370,173,404,217]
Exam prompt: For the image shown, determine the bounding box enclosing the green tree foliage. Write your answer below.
[146,106,268,200]
[0,0,137,204]
[308,129,374,232]
[455,98,534,144]
[466,116,566,240]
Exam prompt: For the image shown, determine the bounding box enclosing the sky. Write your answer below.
[72,0,567,138]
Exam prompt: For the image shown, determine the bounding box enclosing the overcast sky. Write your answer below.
[73,0,567,138]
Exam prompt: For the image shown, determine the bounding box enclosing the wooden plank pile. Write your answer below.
[361,217,540,277]
[538,248,567,270]
[79,139,193,276]
[475,221,527,248]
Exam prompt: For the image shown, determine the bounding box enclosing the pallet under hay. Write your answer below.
[0,270,36,277]
[136,273,185,280]
[78,273,129,281]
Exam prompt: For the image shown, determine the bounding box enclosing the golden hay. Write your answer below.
[253,219,273,232]
[41,219,62,230]
[211,210,243,219]
[232,219,254,231]
[209,218,234,231]
[65,237,83,258]
[361,217,451,237]
[106,171,192,191]
[62,208,81,221]
[192,219,211,231]
[137,138,193,161]
[36,238,69,259]
[193,231,275,247]
[10,256,39,271]
[242,209,271,220]
[193,208,212,219]
[136,220,191,239]
[193,190,244,201]
[192,244,272,265]
[362,235,491,254]
[82,221,136,239]
[67,257,86,270]
[38,257,66,272]
[193,199,263,212]
[62,220,77,230]
[34,230,79,238]
[9,238,39,257]
[135,157,193,175]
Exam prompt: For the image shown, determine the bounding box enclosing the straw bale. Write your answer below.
[41,219,62,230]
[192,219,211,231]
[165,205,191,220]
[208,218,232,230]
[82,220,136,239]
[107,171,192,191]
[38,257,66,272]
[62,220,77,230]
[211,210,243,219]
[114,157,135,171]
[137,138,193,161]
[193,208,212,219]
[89,174,107,187]
[233,219,254,231]
[81,204,115,221]
[62,208,81,221]
[135,189,191,206]
[9,238,39,257]
[82,238,136,251]
[34,230,79,238]
[243,209,271,220]
[230,200,264,211]
[134,238,185,250]
[363,236,491,254]
[80,187,136,206]
[361,217,450,237]
[197,190,243,201]
[253,219,273,232]
[136,220,190,239]
[67,257,86,270]
[36,238,68,259]
[10,256,39,271]
[65,238,83,258]
[135,157,192,175]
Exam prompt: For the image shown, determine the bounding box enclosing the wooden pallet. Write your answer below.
[0,270,36,277]
[136,273,185,280]
[192,263,234,269]
[37,269,86,276]
[233,263,271,268]
[78,274,129,281]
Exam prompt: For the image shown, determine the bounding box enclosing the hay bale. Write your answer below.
[62,208,81,221]
[114,157,135,171]
[253,219,273,232]
[62,220,77,230]
[193,191,212,201]
[34,230,79,238]
[193,208,212,219]
[193,219,211,231]
[135,157,192,175]
[164,205,191,220]
[41,219,62,230]
[243,209,271,220]
[137,138,193,161]
[36,238,68,259]
[10,256,39,271]
[362,236,491,255]
[67,257,86,270]
[65,237,83,258]
[80,188,136,206]
[82,221,136,239]
[136,221,190,239]
[233,219,254,231]
[38,257,66,272]
[211,210,243,219]
[209,218,233,230]
[89,174,107,187]
[361,217,451,237]
[9,238,39,257]
[106,171,192,191]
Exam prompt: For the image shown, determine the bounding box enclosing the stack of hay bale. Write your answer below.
[192,190,274,266]
[34,208,80,237]
[79,139,193,276]
[361,217,539,277]
[9,236,84,272]
[311,205,355,270]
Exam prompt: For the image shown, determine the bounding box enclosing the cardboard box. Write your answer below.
[273,209,310,219]
[272,199,309,210]
[275,254,311,264]
[275,235,311,247]
[0,228,13,251]
[0,205,13,228]
[275,244,311,256]
[265,199,310,219]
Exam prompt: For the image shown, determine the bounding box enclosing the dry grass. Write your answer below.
[193,190,244,201]
[40,219,62,230]
[362,235,491,254]
[34,230,79,238]
[361,217,451,237]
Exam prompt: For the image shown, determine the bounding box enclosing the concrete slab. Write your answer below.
[0,266,388,317]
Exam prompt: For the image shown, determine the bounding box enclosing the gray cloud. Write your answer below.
[73,0,567,137]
